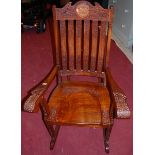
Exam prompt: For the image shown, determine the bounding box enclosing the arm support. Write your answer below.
[106,68,130,119]
[23,66,58,113]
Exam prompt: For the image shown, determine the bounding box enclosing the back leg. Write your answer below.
[103,126,112,153]
[45,122,60,150]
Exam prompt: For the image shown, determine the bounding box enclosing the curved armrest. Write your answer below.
[23,66,58,113]
[105,68,130,119]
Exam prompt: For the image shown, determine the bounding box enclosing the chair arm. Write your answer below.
[105,68,131,119]
[23,66,58,113]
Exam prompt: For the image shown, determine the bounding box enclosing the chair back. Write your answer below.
[52,1,113,75]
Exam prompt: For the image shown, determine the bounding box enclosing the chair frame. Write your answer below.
[23,1,130,153]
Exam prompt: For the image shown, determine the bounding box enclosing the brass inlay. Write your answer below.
[76,3,89,18]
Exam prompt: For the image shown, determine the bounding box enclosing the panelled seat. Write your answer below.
[48,81,110,126]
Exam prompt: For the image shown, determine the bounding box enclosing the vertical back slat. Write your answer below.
[83,20,90,71]
[68,20,74,70]
[52,6,60,67]
[90,21,98,71]
[60,20,67,70]
[97,21,106,72]
[105,8,113,68]
[105,22,112,68]
[76,20,82,70]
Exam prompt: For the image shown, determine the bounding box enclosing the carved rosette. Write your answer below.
[113,92,130,118]
[76,3,89,18]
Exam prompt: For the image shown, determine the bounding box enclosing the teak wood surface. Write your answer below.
[23,1,130,153]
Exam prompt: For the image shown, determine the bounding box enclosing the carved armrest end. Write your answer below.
[23,66,58,113]
[105,68,131,119]
[24,94,40,113]
[23,84,47,113]
[113,92,130,119]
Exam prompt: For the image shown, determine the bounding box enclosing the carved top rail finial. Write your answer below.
[55,1,113,21]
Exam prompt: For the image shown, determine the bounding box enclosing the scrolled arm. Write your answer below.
[105,68,131,119]
[23,66,58,113]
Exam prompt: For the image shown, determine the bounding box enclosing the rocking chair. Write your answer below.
[23,1,130,153]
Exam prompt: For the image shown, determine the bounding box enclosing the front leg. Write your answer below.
[50,125,60,150]
[103,126,112,153]
[40,98,60,150]
[44,122,60,150]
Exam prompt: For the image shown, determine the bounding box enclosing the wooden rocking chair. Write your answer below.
[23,1,130,153]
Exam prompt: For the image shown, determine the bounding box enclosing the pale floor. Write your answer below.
[112,33,133,64]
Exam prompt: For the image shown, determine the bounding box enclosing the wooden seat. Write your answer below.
[48,81,110,126]
[23,1,130,153]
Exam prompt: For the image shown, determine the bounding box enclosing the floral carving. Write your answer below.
[102,110,111,125]
[113,92,130,118]
[56,2,110,21]
[109,104,114,125]
[24,93,40,112]
[24,84,47,112]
